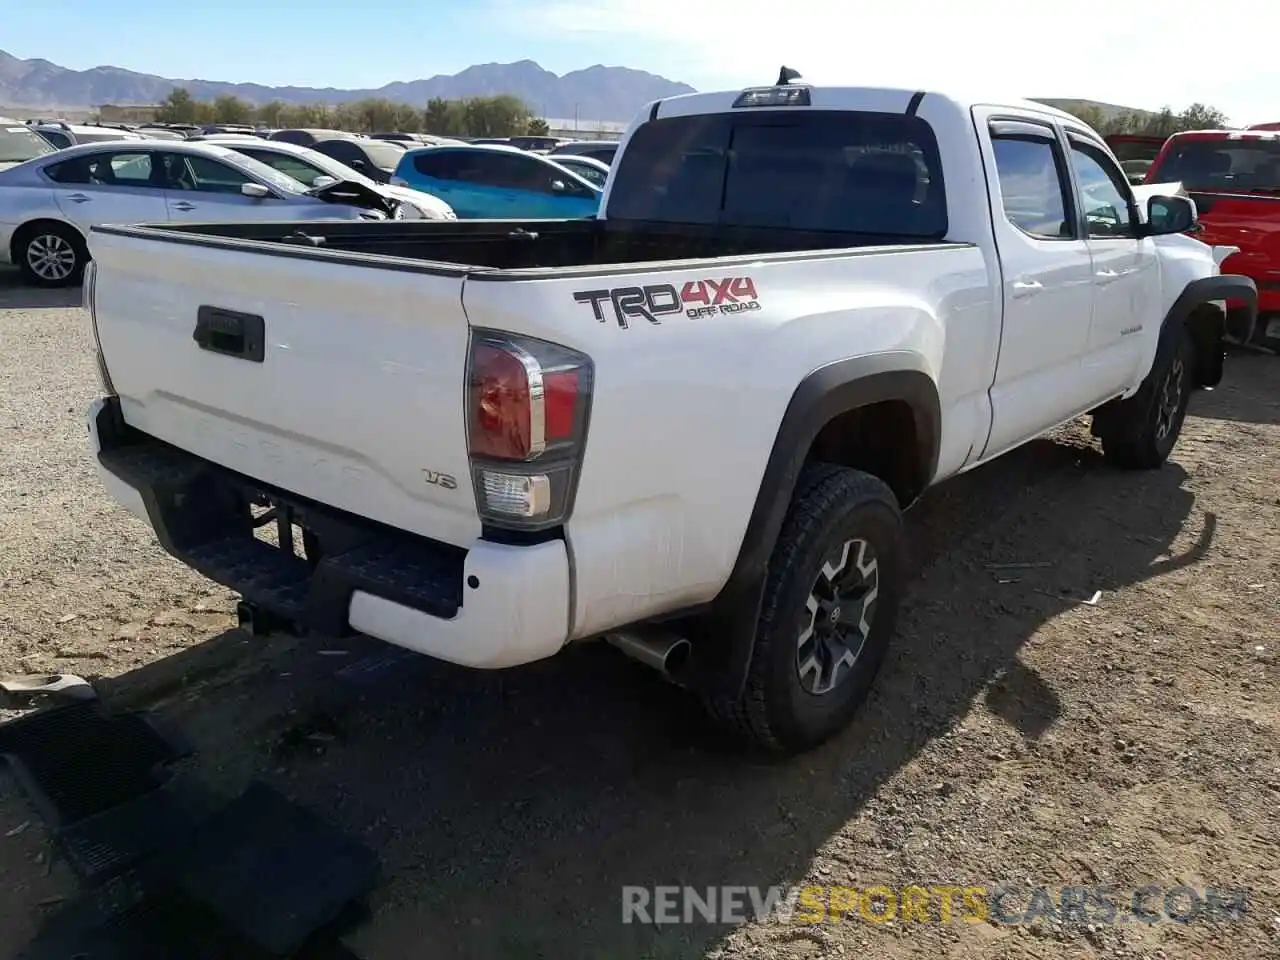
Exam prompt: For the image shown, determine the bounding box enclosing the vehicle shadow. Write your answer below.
[36,422,1203,960]
[1191,347,1280,426]
[0,268,82,310]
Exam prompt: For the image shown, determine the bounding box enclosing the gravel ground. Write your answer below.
[1,265,1278,959]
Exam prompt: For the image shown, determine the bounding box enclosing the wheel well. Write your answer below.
[10,218,85,262]
[1184,302,1226,387]
[806,400,926,507]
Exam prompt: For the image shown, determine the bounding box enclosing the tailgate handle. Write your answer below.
[193,306,266,363]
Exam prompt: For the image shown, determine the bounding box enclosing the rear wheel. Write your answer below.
[703,464,905,754]
[1096,325,1196,469]
[16,223,87,288]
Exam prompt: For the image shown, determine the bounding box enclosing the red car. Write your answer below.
[1146,129,1280,348]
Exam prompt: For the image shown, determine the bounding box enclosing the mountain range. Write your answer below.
[0,50,696,122]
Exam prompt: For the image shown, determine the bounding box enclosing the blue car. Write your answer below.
[390,144,601,219]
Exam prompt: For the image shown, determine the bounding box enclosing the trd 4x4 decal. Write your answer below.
[573,276,760,328]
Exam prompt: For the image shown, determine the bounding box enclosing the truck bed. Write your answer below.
[99,217,947,274]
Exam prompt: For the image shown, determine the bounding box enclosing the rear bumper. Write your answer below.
[88,397,570,669]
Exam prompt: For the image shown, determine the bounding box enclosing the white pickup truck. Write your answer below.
[84,74,1257,755]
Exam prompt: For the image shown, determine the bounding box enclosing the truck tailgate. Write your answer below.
[89,229,480,548]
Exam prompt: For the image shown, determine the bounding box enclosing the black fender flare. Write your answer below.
[690,352,941,699]
[1161,274,1257,386]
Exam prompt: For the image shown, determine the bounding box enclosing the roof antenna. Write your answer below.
[776,66,802,85]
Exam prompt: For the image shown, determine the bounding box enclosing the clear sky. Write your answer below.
[7,0,1280,125]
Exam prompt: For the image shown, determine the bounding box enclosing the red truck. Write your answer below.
[1146,129,1280,349]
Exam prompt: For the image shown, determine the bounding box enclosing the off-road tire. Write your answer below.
[703,464,905,755]
[1096,324,1197,470]
[15,222,87,288]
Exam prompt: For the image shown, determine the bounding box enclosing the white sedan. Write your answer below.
[200,137,457,221]
[0,139,393,287]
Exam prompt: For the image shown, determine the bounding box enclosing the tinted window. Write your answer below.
[413,151,462,179]
[0,124,57,163]
[582,146,616,164]
[43,131,72,149]
[1068,141,1136,238]
[607,111,947,236]
[170,154,254,194]
[1150,137,1280,193]
[48,150,157,187]
[990,136,1074,239]
[239,149,327,186]
[315,140,360,165]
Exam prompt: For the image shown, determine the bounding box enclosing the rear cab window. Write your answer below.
[606,110,948,237]
[1149,134,1280,194]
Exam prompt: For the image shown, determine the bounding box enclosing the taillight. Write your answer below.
[467,330,593,531]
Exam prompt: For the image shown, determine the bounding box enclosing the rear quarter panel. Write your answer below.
[463,244,993,637]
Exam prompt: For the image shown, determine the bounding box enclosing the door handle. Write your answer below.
[172,201,196,212]
[66,193,92,204]
[1011,279,1044,299]
[1096,269,1119,284]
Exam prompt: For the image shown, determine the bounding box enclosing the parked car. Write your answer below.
[0,140,392,286]
[547,153,609,188]
[202,137,456,220]
[29,122,147,150]
[81,76,1253,754]
[1,119,59,171]
[390,143,600,218]
[269,128,352,147]
[549,139,619,165]
[1145,128,1280,349]
[508,135,564,153]
[309,137,408,184]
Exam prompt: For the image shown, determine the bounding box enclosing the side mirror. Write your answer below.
[311,175,339,189]
[1144,195,1196,236]
[241,182,271,199]
[550,179,567,192]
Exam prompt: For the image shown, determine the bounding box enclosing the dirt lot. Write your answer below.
[0,265,1277,959]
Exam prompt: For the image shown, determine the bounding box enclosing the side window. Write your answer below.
[243,151,325,186]
[171,155,254,194]
[413,151,460,179]
[100,152,154,185]
[43,131,72,149]
[317,141,360,165]
[460,153,525,188]
[1068,140,1136,239]
[512,156,594,197]
[990,134,1075,240]
[55,151,156,188]
[45,157,91,184]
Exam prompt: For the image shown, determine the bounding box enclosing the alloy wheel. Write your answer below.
[796,537,880,695]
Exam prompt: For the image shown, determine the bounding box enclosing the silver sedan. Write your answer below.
[0,137,390,287]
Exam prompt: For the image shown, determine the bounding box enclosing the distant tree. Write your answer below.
[526,117,550,136]
[461,95,533,137]
[170,92,538,138]
[422,97,455,135]
[1060,101,1232,138]
[156,87,197,123]
[212,94,252,124]
[1177,103,1229,131]
[257,100,287,127]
